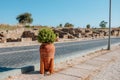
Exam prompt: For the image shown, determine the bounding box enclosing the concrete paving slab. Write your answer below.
[93,57,112,62]
[41,73,81,80]
[85,59,107,67]
[96,54,113,59]
[59,67,91,79]
[7,74,44,80]
[74,63,100,71]
[0,69,21,80]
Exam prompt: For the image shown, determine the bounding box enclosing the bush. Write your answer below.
[86,24,90,29]
[37,28,56,43]
[25,25,30,28]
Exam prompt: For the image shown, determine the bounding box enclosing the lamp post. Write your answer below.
[108,0,111,50]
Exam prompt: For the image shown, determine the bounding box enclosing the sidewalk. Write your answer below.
[5,46,120,80]
[93,46,120,80]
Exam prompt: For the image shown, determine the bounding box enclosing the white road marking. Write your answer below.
[0,43,82,55]
[0,49,38,55]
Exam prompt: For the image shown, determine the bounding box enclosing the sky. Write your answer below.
[0,0,119,28]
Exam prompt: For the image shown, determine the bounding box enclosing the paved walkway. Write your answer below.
[93,47,120,80]
[5,46,120,80]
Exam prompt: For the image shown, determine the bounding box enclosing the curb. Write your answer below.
[21,66,35,74]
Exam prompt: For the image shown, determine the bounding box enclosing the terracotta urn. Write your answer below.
[37,28,56,75]
[40,43,55,74]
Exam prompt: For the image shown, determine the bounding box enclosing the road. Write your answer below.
[0,38,120,68]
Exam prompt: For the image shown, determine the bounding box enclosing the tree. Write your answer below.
[64,22,74,28]
[59,24,62,27]
[99,20,107,28]
[16,12,33,25]
[57,24,63,28]
[86,24,90,29]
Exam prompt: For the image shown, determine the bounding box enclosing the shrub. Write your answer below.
[64,22,74,28]
[86,24,90,29]
[25,25,30,28]
[37,28,56,43]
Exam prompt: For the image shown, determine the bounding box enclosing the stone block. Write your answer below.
[21,38,32,42]
[85,59,106,67]
[21,65,34,74]
[59,67,91,79]
[74,63,100,71]
[42,73,81,80]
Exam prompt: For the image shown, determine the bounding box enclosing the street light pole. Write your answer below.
[108,0,111,50]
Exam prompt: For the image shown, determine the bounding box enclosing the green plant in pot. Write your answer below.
[37,28,56,74]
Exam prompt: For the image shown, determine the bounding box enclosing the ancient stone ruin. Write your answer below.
[53,28,120,39]
[0,27,120,43]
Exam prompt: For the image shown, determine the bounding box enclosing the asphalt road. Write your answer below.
[0,38,120,68]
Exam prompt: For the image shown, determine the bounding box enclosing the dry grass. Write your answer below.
[0,24,50,31]
[0,25,18,31]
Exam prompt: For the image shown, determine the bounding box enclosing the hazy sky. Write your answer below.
[0,0,119,27]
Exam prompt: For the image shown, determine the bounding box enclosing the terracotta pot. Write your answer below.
[39,43,55,74]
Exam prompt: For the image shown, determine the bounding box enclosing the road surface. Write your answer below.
[0,38,120,68]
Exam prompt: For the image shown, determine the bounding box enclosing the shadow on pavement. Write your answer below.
[0,66,20,72]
